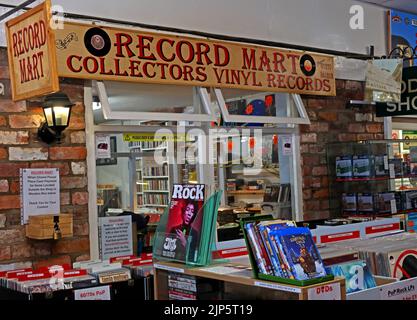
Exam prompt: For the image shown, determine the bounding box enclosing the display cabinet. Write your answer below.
[326,139,417,219]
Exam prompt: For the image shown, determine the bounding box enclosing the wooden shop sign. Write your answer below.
[6,1,336,101]
[5,0,59,101]
[54,22,335,96]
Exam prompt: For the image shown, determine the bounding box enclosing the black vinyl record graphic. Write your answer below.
[84,27,111,57]
[300,54,316,77]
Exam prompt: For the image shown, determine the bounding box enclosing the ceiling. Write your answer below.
[359,0,417,14]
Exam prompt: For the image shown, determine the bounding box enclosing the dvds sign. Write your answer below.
[376,67,417,117]
[54,22,336,96]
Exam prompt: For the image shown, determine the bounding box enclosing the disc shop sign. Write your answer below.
[54,22,336,96]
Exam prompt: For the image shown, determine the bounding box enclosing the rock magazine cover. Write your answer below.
[161,184,205,262]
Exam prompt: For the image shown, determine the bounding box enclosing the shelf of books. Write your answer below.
[128,141,170,213]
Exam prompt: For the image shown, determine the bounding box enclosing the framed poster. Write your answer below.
[96,136,117,166]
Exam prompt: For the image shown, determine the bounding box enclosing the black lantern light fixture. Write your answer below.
[38,92,74,144]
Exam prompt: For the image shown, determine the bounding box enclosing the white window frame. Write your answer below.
[213,88,311,125]
[94,81,218,123]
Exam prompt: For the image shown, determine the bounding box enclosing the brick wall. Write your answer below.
[0,48,90,268]
[300,80,384,221]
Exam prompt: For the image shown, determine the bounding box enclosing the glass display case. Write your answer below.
[326,139,417,219]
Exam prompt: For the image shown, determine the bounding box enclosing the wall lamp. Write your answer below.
[38,92,74,144]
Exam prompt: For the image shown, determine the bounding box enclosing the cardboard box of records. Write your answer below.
[25,214,73,240]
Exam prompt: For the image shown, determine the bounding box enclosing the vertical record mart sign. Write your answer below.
[53,22,336,96]
[376,66,417,117]
[5,0,59,101]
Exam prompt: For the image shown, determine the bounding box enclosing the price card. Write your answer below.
[307,282,341,300]
[389,163,395,178]
[74,286,111,300]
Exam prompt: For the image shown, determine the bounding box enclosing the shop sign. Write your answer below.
[5,0,59,101]
[379,277,417,300]
[54,22,336,96]
[307,282,341,300]
[74,285,111,300]
[376,67,417,117]
[20,168,60,225]
[99,216,133,260]
[123,132,191,142]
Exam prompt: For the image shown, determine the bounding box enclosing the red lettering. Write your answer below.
[230,70,241,85]
[67,55,82,73]
[129,60,142,77]
[114,33,135,58]
[258,51,272,72]
[296,77,305,90]
[305,78,313,91]
[315,78,323,91]
[32,53,40,80]
[322,79,331,92]
[196,43,212,65]
[136,35,156,60]
[213,68,225,84]
[169,65,182,80]
[182,65,194,81]
[23,27,29,53]
[143,62,156,78]
[273,52,286,73]
[17,30,23,55]
[99,57,114,75]
[39,20,46,46]
[28,25,34,50]
[114,58,128,76]
[287,54,300,74]
[267,73,276,87]
[156,62,168,79]
[12,33,18,57]
[242,48,257,70]
[277,74,286,88]
[33,23,40,49]
[213,44,230,67]
[83,56,99,74]
[176,40,194,63]
[251,72,261,86]
[287,75,296,89]
[195,66,207,82]
[241,71,251,85]
[156,38,175,62]
[19,59,27,83]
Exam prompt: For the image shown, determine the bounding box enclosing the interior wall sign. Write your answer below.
[376,66,417,117]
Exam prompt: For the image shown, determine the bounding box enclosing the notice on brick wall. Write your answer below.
[20,168,60,224]
[99,216,133,260]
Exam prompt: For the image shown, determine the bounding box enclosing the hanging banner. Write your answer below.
[376,66,417,117]
[365,59,402,103]
[5,0,59,101]
[54,22,336,96]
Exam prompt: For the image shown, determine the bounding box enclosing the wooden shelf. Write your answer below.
[153,261,346,300]
[143,190,169,193]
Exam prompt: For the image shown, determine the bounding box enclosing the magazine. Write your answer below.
[162,184,205,262]
[273,227,327,281]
